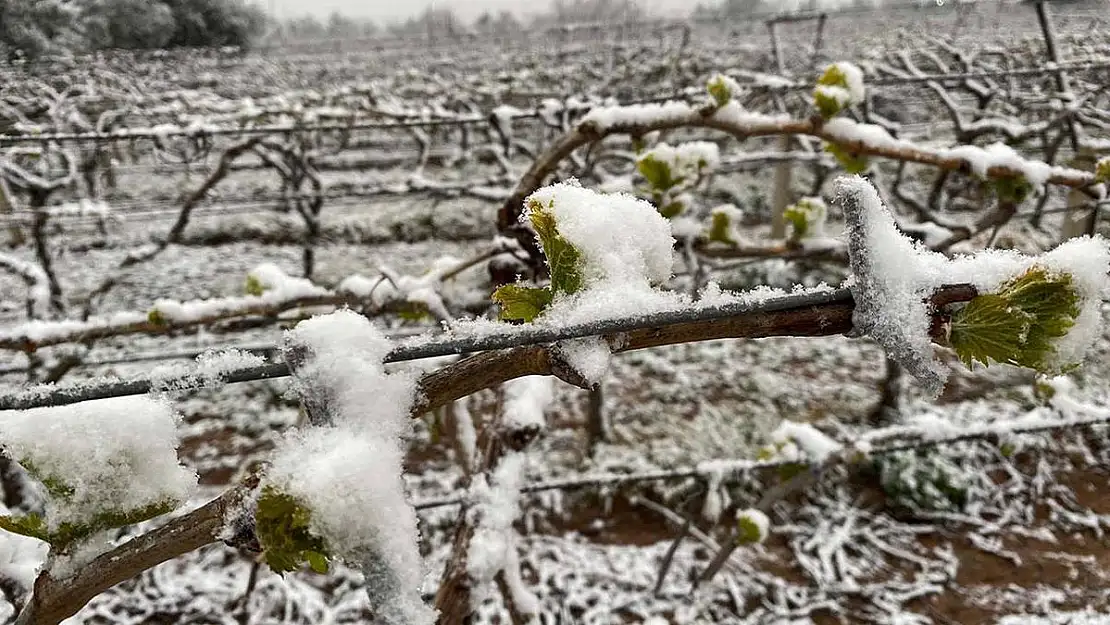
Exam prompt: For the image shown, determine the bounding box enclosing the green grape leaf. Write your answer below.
[306,551,330,574]
[255,485,332,575]
[147,308,167,326]
[707,75,732,107]
[492,284,553,322]
[40,476,74,499]
[0,513,50,542]
[1,499,178,549]
[659,200,685,219]
[991,175,1033,205]
[735,510,768,545]
[814,64,858,118]
[397,301,432,322]
[817,63,849,89]
[777,462,807,482]
[1000,268,1079,369]
[63,500,177,546]
[708,211,737,246]
[813,89,843,119]
[1033,380,1057,402]
[94,499,177,529]
[950,267,1080,372]
[783,199,827,241]
[825,143,869,174]
[876,451,969,513]
[527,200,584,296]
[949,293,1031,369]
[784,205,810,240]
[637,155,676,192]
[19,458,75,500]
[245,274,267,296]
[1095,157,1110,184]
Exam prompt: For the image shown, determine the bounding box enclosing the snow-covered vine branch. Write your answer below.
[498,93,1100,239]
[0,282,979,412]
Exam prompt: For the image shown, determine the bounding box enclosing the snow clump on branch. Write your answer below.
[530,180,674,290]
[259,310,434,625]
[837,175,1110,396]
[638,141,720,183]
[0,397,197,564]
[493,179,680,327]
[467,452,538,614]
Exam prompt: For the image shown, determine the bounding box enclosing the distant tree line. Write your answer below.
[273,0,646,43]
[1,0,655,58]
[692,0,1093,18]
[272,0,1094,44]
[0,0,265,60]
[691,0,874,18]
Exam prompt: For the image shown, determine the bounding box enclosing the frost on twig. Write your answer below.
[338,251,501,325]
[0,253,53,320]
[257,310,434,625]
[435,374,553,623]
[467,452,539,619]
[837,175,1109,396]
[148,348,265,394]
[553,336,611,387]
[771,421,843,464]
[502,377,555,435]
[1,241,512,353]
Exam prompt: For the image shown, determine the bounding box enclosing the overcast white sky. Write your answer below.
[256,0,692,23]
